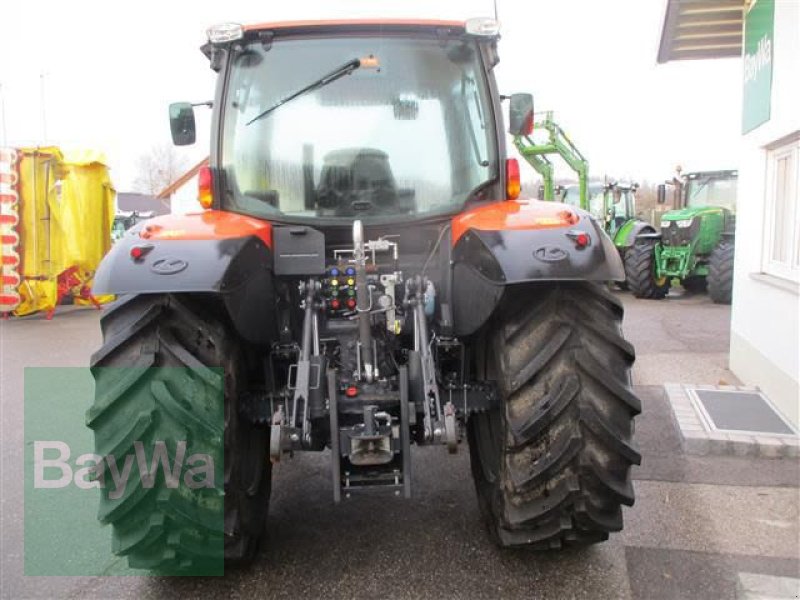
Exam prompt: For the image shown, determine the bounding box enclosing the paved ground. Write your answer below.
[1,290,798,599]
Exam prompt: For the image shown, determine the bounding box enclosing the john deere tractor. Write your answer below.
[88,19,640,571]
[512,114,656,289]
[626,169,737,303]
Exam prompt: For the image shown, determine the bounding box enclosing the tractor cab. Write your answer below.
[170,19,511,225]
[111,210,154,242]
[563,180,637,236]
[605,182,638,235]
[682,170,738,212]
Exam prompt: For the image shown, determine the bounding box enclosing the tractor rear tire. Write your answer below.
[467,283,641,548]
[708,240,734,304]
[88,294,271,572]
[625,240,670,299]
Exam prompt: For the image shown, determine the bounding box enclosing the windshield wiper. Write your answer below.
[246,58,362,126]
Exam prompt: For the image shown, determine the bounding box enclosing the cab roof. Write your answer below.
[243,19,466,35]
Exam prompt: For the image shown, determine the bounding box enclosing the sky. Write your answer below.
[0,0,744,193]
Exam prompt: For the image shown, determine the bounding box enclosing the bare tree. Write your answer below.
[133,145,190,196]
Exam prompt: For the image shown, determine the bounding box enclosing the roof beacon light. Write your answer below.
[465,17,501,37]
[207,22,243,44]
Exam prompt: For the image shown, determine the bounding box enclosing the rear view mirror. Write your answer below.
[657,184,666,204]
[508,93,534,136]
[169,102,196,146]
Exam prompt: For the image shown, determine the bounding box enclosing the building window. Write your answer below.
[763,135,800,282]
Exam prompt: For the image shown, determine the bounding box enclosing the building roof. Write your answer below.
[117,192,170,216]
[658,0,745,63]
[155,157,209,200]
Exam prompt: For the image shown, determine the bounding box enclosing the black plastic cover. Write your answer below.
[273,226,326,276]
[92,234,277,345]
[450,212,625,336]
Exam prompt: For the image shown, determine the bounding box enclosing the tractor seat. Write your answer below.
[316,148,398,214]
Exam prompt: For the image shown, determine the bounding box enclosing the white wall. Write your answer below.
[730,0,800,426]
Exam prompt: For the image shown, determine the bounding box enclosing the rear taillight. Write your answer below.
[198,166,213,209]
[130,244,154,261]
[506,158,521,200]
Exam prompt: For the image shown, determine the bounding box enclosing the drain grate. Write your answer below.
[691,389,796,435]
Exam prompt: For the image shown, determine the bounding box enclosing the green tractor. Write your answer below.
[626,169,737,303]
[561,181,657,288]
[111,210,154,243]
[513,113,656,288]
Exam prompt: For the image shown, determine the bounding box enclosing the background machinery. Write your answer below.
[88,19,641,571]
[626,168,737,302]
[111,210,154,242]
[514,113,656,288]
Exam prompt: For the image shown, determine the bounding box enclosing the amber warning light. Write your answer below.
[506,158,521,200]
[198,166,213,209]
[359,55,380,69]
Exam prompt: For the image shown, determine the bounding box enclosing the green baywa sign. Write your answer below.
[742,0,774,133]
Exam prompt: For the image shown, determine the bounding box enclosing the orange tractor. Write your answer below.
[89,19,640,571]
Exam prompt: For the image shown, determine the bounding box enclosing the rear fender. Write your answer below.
[634,231,662,242]
[616,220,657,248]
[450,200,624,336]
[93,211,276,344]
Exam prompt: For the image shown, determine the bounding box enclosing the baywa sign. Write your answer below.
[742,0,774,133]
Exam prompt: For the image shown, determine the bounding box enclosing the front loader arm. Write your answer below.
[513,112,589,209]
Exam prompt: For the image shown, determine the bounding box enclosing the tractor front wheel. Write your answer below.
[468,283,641,548]
[708,240,734,304]
[625,240,670,299]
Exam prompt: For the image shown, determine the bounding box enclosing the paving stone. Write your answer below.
[672,394,692,403]
[727,434,757,457]
[736,385,760,392]
[682,431,710,455]
[779,437,799,459]
[706,432,731,455]
[737,572,800,599]
[673,410,701,421]
[755,436,785,459]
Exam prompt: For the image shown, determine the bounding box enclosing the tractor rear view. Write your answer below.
[626,169,737,302]
[88,19,641,572]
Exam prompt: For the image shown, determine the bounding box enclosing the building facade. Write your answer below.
[729,0,799,426]
[660,0,799,426]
